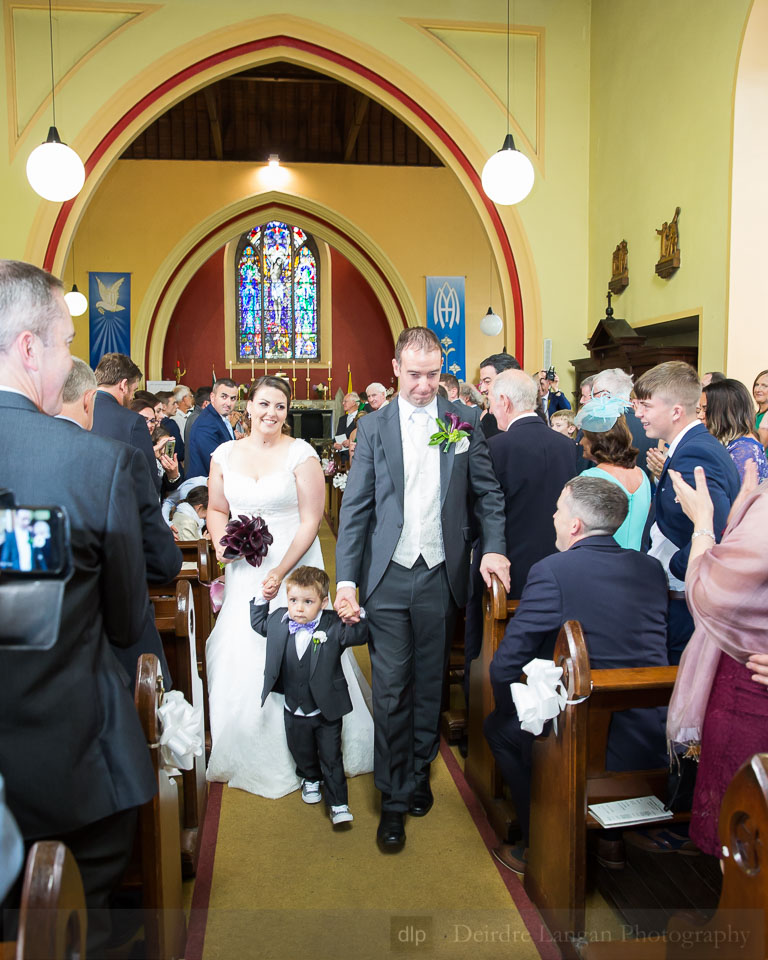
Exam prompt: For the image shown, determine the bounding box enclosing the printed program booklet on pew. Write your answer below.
[588,796,673,828]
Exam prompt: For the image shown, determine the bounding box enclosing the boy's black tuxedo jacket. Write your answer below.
[250,604,369,722]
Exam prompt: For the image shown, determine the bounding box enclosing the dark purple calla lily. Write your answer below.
[445,411,473,433]
[220,514,273,568]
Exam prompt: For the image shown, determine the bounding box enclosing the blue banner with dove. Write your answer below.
[425,276,465,380]
[89,272,131,368]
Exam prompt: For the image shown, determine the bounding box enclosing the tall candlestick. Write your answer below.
[251,358,254,379]
[228,360,232,378]
[264,358,268,376]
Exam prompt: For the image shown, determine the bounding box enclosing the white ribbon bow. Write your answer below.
[510,658,567,735]
[157,691,204,774]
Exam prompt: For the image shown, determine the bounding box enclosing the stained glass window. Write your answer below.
[236,221,319,360]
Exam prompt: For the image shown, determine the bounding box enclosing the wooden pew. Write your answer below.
[584,752,768,959]
[134,654,186,960]
[149,579,207,876]
[464,575,519,841]
[525,621,679,951]
[0,842,86,960]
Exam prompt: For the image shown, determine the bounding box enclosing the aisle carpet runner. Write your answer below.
[186,524,559,960]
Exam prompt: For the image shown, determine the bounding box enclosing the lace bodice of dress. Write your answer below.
[212,438,319,523]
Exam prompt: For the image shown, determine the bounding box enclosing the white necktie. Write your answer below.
[410,409,431,447]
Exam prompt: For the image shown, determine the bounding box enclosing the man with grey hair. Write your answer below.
[484,474,669,875]
[334,391,361,457]
[364,381,388,411]
[172,383,194,430]
[0,260,156,954]
[56,357,98,430]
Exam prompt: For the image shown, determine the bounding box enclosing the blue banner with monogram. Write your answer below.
[89,272,131,368]
[425,276,465,380]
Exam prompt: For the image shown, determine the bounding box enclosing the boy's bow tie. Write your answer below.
[288,617,320,635]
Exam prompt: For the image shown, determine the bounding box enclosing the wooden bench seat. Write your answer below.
[524,621,680,950]
[0,842,86,960]
[584,752,768,959]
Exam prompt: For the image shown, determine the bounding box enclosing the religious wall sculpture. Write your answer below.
[609,239,629,295]
[655,206,681,279]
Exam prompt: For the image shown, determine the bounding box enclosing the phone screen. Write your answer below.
[0,507,68,576]
[165,439,176,457]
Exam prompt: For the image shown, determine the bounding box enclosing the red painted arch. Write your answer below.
[145,200,408,374]
[44,34,524,364]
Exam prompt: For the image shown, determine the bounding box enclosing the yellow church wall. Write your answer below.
[588,0,752,375]
[2,0,598,384]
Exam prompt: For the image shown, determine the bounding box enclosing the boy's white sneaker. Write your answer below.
[301,780,322,804]
[330,804,354,825]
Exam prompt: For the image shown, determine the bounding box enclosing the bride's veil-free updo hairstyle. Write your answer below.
[247,376,292,406]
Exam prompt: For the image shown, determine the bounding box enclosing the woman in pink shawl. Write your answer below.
[667,459,768,856]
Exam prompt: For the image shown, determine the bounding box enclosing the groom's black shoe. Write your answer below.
[377,812,406,851]
[409,777,434,817]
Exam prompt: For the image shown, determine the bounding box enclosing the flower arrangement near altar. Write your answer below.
[332,472,348,491]
[219,514,273,567]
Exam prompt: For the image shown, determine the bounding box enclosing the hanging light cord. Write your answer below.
[506,0,510,138]
[48,0,56,128]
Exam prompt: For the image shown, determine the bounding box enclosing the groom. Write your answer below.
[335,327,510,851]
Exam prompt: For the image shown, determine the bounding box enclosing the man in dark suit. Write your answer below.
[536,369,571,422]
[477,352,521,439]
[335,327,510,850]
[186,378,238,481]
[0,260,156,955]
[488,370,578,597]
[333,391,360,461]
[183,385,211,463]
[634,361,740,663]
[59,358,182,684]
[484,475,669,874]
[92,352,160,492]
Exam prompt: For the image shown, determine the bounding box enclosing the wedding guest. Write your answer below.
[170,485,208,540]
[575,398,651,550]
[634,361,740,663]
[667,461,768,857]
[251,566,370,826]
[130,400,182,495]
[753,369,768,447]
[701,378,768,483]
[186,378,238,482]
[93,352,159,491]
[172,384,194,433]
[579,375,597,407]
[459,382,483,407]
[364,382,388,412]
[485,476,668,874]
[156,389,185,464]
[439,373,460,402]
[56,357,98,429]
[184,385,211,450]
[549,409,577,439]
[477,352,521,438]
[334,392,360,458]
[700,371,725,388]
[592,367,655,482]
[537,369,571,422]
[0,260,156,955]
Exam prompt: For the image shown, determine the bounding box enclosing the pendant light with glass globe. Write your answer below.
[481,0,534,206]
[26,0,86,203]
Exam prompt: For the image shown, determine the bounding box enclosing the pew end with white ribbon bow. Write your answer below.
[511,658,569,735]
[157,689,204,775]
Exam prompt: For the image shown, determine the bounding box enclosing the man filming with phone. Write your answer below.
[0,260,157,956]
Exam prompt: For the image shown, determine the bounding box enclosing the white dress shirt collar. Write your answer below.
[397,394,439,423]
[665,418,701,459]
[506,411,539,429]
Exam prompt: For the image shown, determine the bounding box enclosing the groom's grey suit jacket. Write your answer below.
[336,397,506,607]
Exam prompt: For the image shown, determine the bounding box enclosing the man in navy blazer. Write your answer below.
[484,475,669,874]
[186,379,238,481]
[92,352,160,492]
[635,362,740,663]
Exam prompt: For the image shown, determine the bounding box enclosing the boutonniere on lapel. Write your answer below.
[429,411,473,454]
[311,630,328,648]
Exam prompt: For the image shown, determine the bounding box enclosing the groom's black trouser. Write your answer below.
[284,711,347,806]
[365,557,457,813]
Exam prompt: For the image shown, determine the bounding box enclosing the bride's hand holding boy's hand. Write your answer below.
[261,573,281,601]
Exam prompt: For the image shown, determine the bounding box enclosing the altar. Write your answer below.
[287,400,335,442]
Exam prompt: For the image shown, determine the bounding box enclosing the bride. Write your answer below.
[204,376,373,797]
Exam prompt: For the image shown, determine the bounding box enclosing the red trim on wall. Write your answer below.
[43,35,524,364]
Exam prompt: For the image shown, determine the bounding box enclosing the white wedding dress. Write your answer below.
[205,438,374,797]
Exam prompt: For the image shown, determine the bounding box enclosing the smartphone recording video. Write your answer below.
[0,507,68,577]
[165,438,176,458]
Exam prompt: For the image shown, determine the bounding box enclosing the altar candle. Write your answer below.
[228,360,232,377]
[292,360,296,377]
[264,358,268,376]
[251,358,255,379]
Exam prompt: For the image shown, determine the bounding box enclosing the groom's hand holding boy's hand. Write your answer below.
[334,586,360,623]
[479,552,511,593]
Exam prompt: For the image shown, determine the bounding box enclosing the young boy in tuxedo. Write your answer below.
[250,566,369,826]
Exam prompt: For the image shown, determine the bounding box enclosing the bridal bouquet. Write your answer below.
[219,514,273,568]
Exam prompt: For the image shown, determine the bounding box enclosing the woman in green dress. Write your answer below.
[753,369,768,448]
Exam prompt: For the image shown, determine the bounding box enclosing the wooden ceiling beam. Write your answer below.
[204,87,224,161]
[343,92,370,163]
